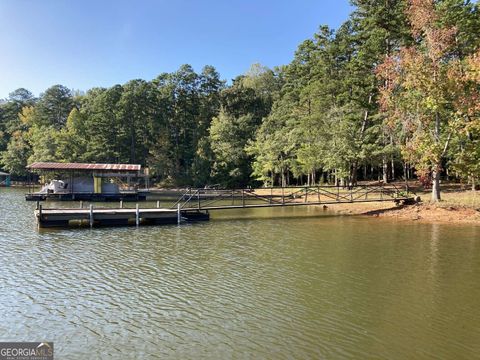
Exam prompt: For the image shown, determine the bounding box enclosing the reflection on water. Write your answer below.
[1,188,480,359]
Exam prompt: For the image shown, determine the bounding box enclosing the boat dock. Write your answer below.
[25,162,148,202]
[35,204,209,227]
[34,183,414,228]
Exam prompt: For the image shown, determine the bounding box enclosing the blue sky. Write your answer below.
[0,0,352,98]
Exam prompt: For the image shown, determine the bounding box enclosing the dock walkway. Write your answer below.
[35,183,413,228]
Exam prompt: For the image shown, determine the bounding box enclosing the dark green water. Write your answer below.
[1,188,480,359]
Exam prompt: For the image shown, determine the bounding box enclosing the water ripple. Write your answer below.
[1,189,480,359]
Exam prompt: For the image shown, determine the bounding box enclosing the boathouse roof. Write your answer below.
[27,162,141,172]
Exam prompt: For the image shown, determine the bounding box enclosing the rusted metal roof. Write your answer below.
[27,162,141,172]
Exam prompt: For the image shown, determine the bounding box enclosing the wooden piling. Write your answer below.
[89,204,93,228]
[135,204,140,227]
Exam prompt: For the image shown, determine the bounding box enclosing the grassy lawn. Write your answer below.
[416,189,480,208]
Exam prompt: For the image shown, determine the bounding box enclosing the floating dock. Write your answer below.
[35,205,209,228]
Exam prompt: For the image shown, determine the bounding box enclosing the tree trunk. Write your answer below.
[472,176,476,191]
[382,157,388,183]
[431,112,441,203]
[351,164,358,186]
[391,157,395,181]
[431,166,441,202]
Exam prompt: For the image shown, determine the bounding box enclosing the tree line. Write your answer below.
[1,0,479,201]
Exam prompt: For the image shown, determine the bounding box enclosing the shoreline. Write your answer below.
[326,201,480,225]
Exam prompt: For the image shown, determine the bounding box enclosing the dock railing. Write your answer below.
[169,183,411,211]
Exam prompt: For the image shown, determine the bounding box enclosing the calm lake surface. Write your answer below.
[1,188,480,359]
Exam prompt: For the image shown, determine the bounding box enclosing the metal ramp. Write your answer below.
[170,183,412,211]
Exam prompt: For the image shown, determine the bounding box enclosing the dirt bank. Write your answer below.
[364,203,480,224]
[327,201,480,224]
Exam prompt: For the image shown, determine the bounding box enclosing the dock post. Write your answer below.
[38,204,42,225]
[80,200,83,209]
[36,201,39,210]
[242,189,245,207]
[136,203,140,227]
[120,200,123,209]
[177,204,181,225]
[198,190,201,209]
[89,204,93,228]
[157,200,160,208]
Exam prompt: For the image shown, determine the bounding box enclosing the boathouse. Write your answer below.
[25,162,148,201]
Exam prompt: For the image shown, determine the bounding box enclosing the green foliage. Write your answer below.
[210,110,256,186]
[449,130,480,184]
[55,108,88,162]
[35,85,74,129]
[0,133,31,176]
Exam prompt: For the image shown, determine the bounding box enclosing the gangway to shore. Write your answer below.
[34,183,413,228]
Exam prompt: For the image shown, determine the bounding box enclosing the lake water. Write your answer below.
[1,188,479,359]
